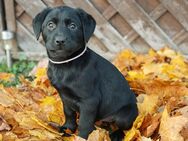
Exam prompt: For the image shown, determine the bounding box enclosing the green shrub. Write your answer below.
[0,59,36,86]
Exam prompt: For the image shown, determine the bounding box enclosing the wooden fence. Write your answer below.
[0,0,188,61]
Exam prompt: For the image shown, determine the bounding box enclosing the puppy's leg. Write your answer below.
[111,104,138,141]
[60,102,77,133]
[115,104,138,130]
[78,101,98,139]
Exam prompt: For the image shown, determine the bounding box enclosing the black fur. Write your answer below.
[32,6,138,141]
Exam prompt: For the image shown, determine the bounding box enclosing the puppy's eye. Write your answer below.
[68,23,77,30]
[47,21,56,30]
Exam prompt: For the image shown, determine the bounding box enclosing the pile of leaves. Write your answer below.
[113,47,188,141]
[0,47,187,141]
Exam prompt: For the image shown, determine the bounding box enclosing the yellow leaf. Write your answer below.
[116,49,136,59]
[48,100,65,125]
[29,129,62,140]
[157,47,176,58]
[124,115,144,141]
[171,55,186,67]
[31,116,63,136]
[127,71,145,81]
[0,134,2,141]
[0,73,14,81]
[0,89,14,107]
[124,127,140,141]
[138,95,158,114]
[40,96,56,106]
[142,63,163,75]
[63,136,77,141]
[159,107,188,141]
[133,115,145,129]
[14,111,41,130]
[148,49,157,57]
[35,68,47,78]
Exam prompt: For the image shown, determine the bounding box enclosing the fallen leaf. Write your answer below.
[31,116,63,136]
[0,116,11,131]
[0,73,14,81]
[138,95,159,114]
[14,111,41,130]
[141,136,153,141]
[159,107,188,141]
[12,126,30,138]
[180,127,188,141]
[88,128,110,141]
[124,115,144,141]
[0,90,14,107]
[0,134,2,141]
[29,129,62,140]
[140,114,161,137]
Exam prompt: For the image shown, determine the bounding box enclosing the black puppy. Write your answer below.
[32,6,138,141]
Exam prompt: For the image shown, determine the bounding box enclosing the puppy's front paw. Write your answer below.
[48,122,72,136]
[59,126,72,137]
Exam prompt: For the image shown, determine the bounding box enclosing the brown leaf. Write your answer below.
[14,112,41,130]
[159,107,188,141]
[0,116,11,131]
[87,128,110,141]
[29,129,62,140]
[0,90,14,107]
[180,127,188,140]
[12,126,30,138]
[2,132,17,141]
[140,114,161,137]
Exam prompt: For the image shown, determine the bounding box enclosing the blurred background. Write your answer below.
[0,0,188,65]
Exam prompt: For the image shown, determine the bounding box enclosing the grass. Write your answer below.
[0,59,36,87]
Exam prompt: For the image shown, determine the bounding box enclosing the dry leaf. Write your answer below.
[138,95,159,114]
[0,90,14,107]
[0,134,2,141]
[0,47,188,141]
[0,73,14,81]
[0,116,11,131]
[140,114,161,137]
[159,107,188,141]
[14,112,41,130]
[88,128,110,141]
[141,136,153,141]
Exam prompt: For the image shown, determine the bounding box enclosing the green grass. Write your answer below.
[0,59,36,87]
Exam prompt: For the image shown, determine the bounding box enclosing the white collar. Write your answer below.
[48,45,87,64]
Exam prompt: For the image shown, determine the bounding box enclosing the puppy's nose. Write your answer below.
[55,36,66,45]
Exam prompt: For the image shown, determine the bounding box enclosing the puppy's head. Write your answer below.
[32,6,96,61]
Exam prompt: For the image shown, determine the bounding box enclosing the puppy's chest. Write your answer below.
[48,65,71,83]
[47,66,81,98]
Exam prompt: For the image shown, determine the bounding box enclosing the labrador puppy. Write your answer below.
[32,6,138,141]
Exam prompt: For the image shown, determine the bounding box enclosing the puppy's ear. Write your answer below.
[76,8,96,43]
[32,8,51,40]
